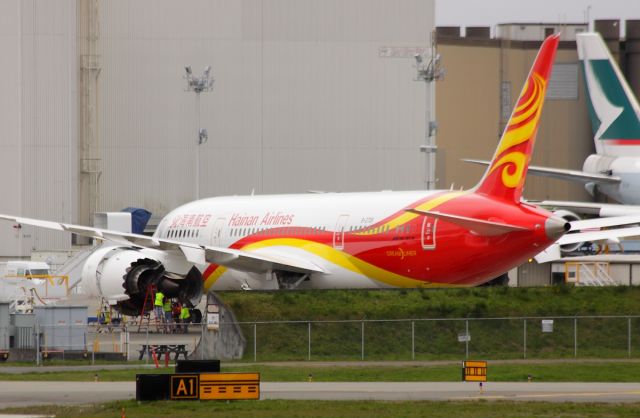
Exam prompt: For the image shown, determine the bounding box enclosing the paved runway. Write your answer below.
[262,381,640,402]
[0,381,639,407]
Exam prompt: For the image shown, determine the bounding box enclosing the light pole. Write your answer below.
[184,65,214,200]
[414,33,444,190]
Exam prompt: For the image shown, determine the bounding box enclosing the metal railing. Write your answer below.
[564,262,617,286]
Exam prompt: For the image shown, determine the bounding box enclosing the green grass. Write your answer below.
[216,287,640,361]
[219,286,640,321]
[0,361,639,382]
[4,399,640,418]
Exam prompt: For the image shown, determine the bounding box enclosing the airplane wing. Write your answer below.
[0,214,324,275]
[534,217,640,263]
[462,159,621,185]
[558,226,640,246]
[569,215,640,231]
[531,200,640,217]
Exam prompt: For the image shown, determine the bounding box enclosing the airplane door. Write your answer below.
[333,215,349,250]
[210,217,226,247]
[421,216,437,250]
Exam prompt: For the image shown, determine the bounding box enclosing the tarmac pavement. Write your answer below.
[0,380,639,407]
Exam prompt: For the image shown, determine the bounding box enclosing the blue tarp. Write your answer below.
[121,207,152,234]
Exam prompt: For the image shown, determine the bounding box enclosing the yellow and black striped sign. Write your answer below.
[462,360,487,382]
[199,373,260,400]
[161,372,260,401]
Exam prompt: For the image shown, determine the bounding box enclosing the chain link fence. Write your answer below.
[237,316,640,362]
[0,316,639,364]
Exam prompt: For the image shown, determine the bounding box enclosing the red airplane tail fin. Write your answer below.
[474,34,559,203]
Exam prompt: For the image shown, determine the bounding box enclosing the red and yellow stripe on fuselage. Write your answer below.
[201,190,554,290]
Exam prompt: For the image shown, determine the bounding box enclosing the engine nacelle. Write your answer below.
[80,246,203,316]
[553,210,582,253]
[583,154,616,197]
[583,154,615,177]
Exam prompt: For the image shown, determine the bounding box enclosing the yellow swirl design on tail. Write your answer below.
[489,73,546,189]
[494,73,545,156]
[489,152,526,188]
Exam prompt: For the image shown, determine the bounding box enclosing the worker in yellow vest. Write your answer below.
[163,297,173,332]
[154,291,165,331]
[179,305,191,334]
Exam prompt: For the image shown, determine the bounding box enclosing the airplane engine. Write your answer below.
[583,154,615,178]
[80,246,203,316]
[553,210,582,253]
[583,154,616,197]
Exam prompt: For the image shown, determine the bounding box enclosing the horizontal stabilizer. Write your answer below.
[405,208,529,236]
[463,159,621,185]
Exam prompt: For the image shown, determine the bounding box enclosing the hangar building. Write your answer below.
[0,1,639,270]
[0,0,435,257]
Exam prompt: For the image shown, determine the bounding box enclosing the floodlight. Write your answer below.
[184,63,214,199]
[199,128,208,145]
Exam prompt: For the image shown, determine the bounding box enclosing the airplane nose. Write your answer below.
[545,216,570,240]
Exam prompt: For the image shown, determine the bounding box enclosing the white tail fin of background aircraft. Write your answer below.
[579,32,640,156]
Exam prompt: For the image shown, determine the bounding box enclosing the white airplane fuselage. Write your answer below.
[152,189,560,291]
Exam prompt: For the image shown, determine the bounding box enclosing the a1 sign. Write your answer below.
[170,374,199,399]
